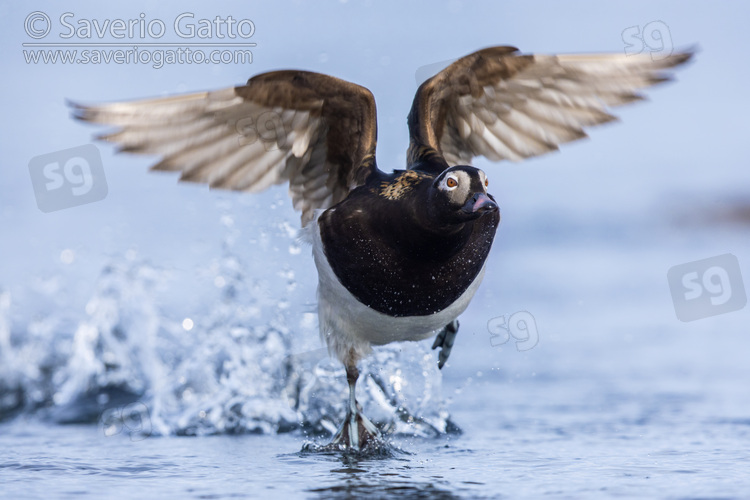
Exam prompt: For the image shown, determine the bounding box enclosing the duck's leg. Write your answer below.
[330,361,381,450]
[432,319,459,369]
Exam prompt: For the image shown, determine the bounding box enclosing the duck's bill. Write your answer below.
[463,193,498,214]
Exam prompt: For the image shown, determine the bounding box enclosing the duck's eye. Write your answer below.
[484,178,489,188]
[446,177,458,188]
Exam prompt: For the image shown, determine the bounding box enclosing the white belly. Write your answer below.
[306,210,486,363]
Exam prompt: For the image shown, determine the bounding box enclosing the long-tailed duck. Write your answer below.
[71,45,692,450]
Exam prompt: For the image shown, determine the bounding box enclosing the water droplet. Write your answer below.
[60,249,75,265]
[220,215,234,227]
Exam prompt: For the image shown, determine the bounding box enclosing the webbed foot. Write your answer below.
[431,319,459,369]
[330,400,381,451]
[328,360,382,451]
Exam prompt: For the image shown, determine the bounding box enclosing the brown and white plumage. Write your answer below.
[72,71,377,225]
[408,46,693,166]
[71,45,692,226]
[71,45,692,450]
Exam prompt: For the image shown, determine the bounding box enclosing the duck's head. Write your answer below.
[428,165,499,225]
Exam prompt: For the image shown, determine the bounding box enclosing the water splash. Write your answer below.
[287,345,459,440]
[0,214,458,439]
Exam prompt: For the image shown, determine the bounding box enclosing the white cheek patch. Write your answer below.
[478,170,488,192]
[449,171,471,205]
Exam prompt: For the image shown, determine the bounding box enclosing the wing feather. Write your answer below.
[407,46,694,169]
[71,71,378,225]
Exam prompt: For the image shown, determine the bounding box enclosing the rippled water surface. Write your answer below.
[3,370,750,500]
[2,216,749,499]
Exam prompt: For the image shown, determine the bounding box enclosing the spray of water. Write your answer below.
[0,206,458,440]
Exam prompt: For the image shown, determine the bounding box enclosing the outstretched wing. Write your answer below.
[71,71,378,225]
[407,45,694,168]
